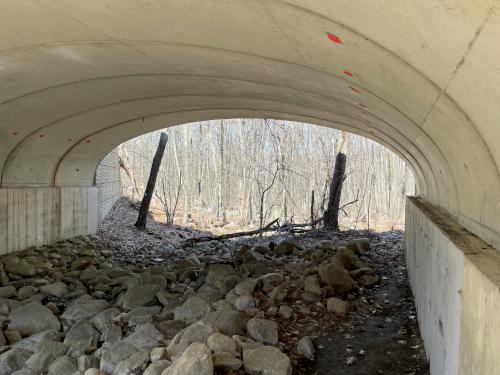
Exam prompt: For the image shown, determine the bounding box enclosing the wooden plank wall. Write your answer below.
[0,187,98,255]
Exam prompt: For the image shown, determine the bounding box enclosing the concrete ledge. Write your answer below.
[406,197,500,375]
[0,187,98,255]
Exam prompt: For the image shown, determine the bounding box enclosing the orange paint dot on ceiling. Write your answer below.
[343,70,353,77]
[67,138,72,142]
[358,103,366,108]
[349,86,360,94]
[12,131,18,136]
[38,134,45,138]
[327,32,342,44]
[85,139,91,143]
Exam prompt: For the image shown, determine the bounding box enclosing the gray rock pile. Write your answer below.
[0,234,378,374]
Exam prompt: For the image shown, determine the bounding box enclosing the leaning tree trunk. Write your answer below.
[323,152,347,230]
[135,132,168,230]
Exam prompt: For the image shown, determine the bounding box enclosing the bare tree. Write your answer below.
[135,132,168,230]
[323,152,347,230]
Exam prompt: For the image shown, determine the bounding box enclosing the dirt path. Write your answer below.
[300,231,429,375]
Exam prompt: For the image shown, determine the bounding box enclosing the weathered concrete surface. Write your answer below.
[0,1,499,251]
[0,187,98,255]
[406,197,500,375]
[0,150,120,254]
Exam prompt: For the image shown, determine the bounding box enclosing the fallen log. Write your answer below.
[183,218,280,246]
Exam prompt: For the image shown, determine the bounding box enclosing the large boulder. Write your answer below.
[247,318,278,345]
[346,238,370,254]
[113,351,150,375]
[333,248,357,270]
[174,296,212,324]
[243,346,292,375]
[63,320,100,354]
[119,285,160,310]
[327,298,350,315]
[47,356,78,375]
[202,310,248,336]
[61,295,109,323]
[8,302,61,336]
[274,240,300,255]
[303,276,322,296]
[166,321,216,358]
[124,323,164,351]
[24,340,67,372]
[162,342,212,375]
[0,348,33,375]
[318,263,355,293]
[100,342,138,374]
[4,258,35,277]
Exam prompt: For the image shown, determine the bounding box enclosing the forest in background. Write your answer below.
[118,119,415,232]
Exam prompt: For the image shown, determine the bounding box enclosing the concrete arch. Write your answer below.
[2,2,500,373]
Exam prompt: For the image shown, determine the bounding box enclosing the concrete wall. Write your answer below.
[0,187,98,255]
[95,149,122,221]
[406,197,500,375]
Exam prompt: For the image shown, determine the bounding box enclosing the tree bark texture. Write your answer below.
[323,152,347,230]
[135,132,168,230]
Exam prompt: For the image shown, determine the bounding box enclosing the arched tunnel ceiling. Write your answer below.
[0,0,499,248]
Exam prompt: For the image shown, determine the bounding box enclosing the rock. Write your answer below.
[78,354,100,371]
[156,291,178,309]
[17,286,38,300]
[174,296,212,324]
[296,336,315,359]
[278,305,292,319]
[304,276,323,296]
[243,262,272,277]
[301,291,321,303]
[151,347,168,362]
[349,267,376,278]
[144,360,171,375]
[8,301,60,336]
[62,295,109,323]
[25,340,67,372]
[47,356,77,375]
[13,330,60,351]
[63,319,100,353]
[0,348,33,375]
[318,263,355,293]
[85,368,105,375]
[207,332,237,354]
[5,330,22,344]
[0,286,16,298]
[113,351,149,375]
[4,259,35,277]
[197,284,223,303]
[40,282,68,297]
[274,240,299,255]
[120,284,160,310]
[333,248,357,270]
[124,323,164,351]
[247,318,278,345]
[268,284,287,303]
[162,342,212,375]
[327,298,350,315]
[100,342,138,374]
[346,238,370,254]
[234,278,258,296]
[361,274,380,287]
[90,308,121,332]
[213,352,243,371]
[202,310,248,336]
[243,346,292,375]
[166,320,216,358]
[235,295,256,311]
[206,264,235,286]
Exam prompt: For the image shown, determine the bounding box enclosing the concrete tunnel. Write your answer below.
[0,1,499,374]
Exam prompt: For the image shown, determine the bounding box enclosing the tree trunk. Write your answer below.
[135,132,168,230]
[323,152,346,230]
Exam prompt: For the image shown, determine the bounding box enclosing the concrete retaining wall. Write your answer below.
[0,186,98,255]
[406,197,500,375]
